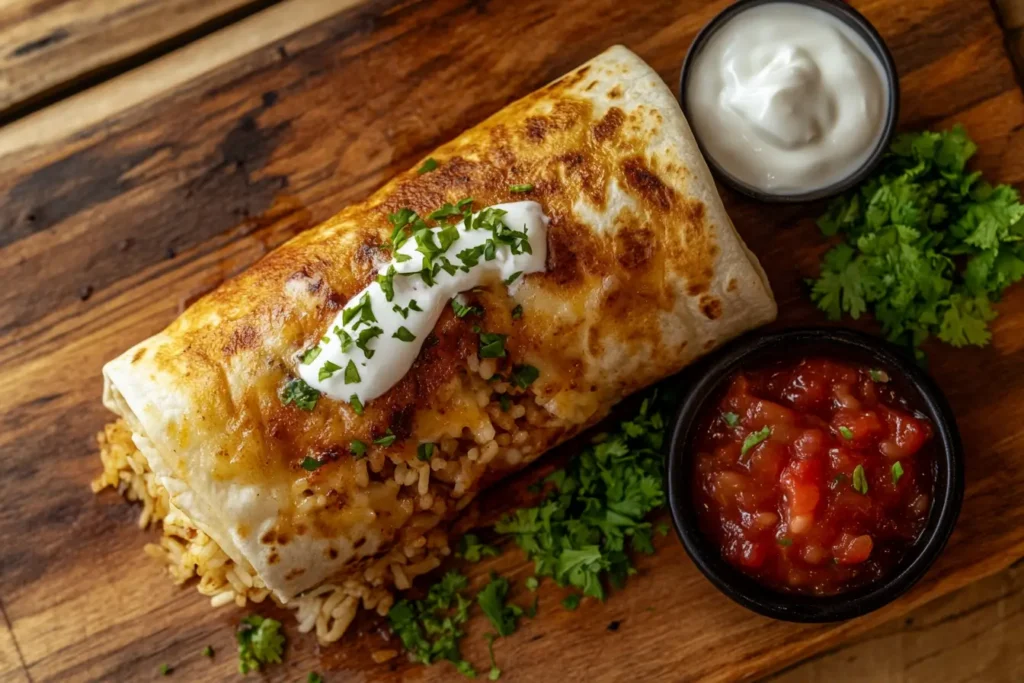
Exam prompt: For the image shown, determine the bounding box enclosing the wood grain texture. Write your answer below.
[0,0,360,158]
[769,560,1024,683]
[0,0,278,120]
[0,0,1023,681]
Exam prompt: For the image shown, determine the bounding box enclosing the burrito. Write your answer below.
[95,45,776,642]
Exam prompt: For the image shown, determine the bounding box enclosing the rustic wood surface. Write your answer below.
[1,0,1023,681]
[0,0,281,121]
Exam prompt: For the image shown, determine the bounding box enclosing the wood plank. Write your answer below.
[769,560,1024,683]
[0,0,281,121]
[0,0,360,158]
[0,0,1021,681]
[0,605,28,683]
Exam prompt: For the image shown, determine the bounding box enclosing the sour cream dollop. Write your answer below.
[685,2,889,194]
[298,201,548,404]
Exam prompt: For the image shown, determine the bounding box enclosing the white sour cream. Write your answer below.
[298,201,548,404]
[685,2,889,194]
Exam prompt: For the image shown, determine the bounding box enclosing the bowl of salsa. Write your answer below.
[666,328,963,622]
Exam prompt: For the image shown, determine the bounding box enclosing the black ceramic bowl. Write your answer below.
[666,328,963,622]
[678,0,901,203]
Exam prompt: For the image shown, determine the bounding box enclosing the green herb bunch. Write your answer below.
[495,396,666,599]
[811,125,1024,356]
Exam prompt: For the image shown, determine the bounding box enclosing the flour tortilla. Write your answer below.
[103,45,776,601]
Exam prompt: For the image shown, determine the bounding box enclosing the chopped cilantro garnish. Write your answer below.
[377,265,397,302]
[525,577,539,592]
[374,429,396,447]
[457,534,500,562]
[496,395,666,601]
[335,326,353,352]
[811,126,1024,355]
[356,326,383,359]
[418,158,438,174]
[503,271,522,286]
[509,183,534,193]
[201,645,214,658]
[485,633,501,681]
[510,364,539,389]
[301,456,323,471]
[281,378,319,411]
[498,394,512,412]
[387,570,476,678]
[409,300,423,312]
[351,440,367,457]
[561,594,581,611]
[299,345,321,364]
[318,360,341,382]
[892,461,905,485]
[452,298,482,318]
[343,360,360,384]
[478,332,507,358]
[236,615,285,674]
[740,426,771,458]
[477,575,523,636]
[307,674,324,683]
[777,537,793,547]
[655,522,670,536]
[869,368,890,383]
[852,464,869,495]
[722,412,740,427]
[511,304,523,320]
[838,426,854,440]
[393,326,416,342]
[350,394,364,415]
[159,664,172,676]
[418,443,435,461]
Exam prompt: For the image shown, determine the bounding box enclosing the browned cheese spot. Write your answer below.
[285,567,306,580]
[222,324,260,356]
[614,213,655,270]
[727,278,738,292]
[268,550,280,565]
[621,156,674,210]
[592,107,625,143]
[700,295,723,320]
[131,347,146,364]
[607,85,623,99]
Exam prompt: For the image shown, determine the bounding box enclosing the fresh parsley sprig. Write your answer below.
[811,126,1024,356]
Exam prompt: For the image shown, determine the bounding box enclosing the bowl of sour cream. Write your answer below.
[680,0,899,202]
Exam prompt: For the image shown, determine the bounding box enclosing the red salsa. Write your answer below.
[692,357,936,595]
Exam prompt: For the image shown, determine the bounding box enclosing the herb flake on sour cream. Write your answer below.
[295,200,548,406]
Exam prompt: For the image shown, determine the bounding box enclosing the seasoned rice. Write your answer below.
[93,355,566,645]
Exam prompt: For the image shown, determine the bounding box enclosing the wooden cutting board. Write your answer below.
[2,1,1023,681]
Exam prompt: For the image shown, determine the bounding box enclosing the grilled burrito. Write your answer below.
[96,45,776,641]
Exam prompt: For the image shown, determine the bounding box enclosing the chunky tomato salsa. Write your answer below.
[691,357,936,595]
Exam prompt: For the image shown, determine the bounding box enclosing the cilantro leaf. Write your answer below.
[236,615,285,674]
[457,534,500,562]
[810,126,1024,354]
[477,575,522,637]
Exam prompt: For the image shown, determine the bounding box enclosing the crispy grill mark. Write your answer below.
[614,211,655,270]
[592,107,625,142]
[607,85,623,99]
[700,295,723,320]
[621,156,674,210]
[223,324,260,356]
[131,347,146,364]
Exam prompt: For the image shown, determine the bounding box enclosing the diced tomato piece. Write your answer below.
[833,410,884,443]
[748,440,786,482]
[791,429,826,460]
[738,539,769,568]
[893,413,929,457]
[749,399,796,430]
[781,457,823,516]
[833,533,873,565]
